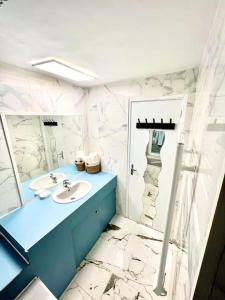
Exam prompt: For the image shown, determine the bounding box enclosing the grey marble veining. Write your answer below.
[86,68,198,217]
[169,2,225,299]
[43,115,83,170]
[6,114,84,182]
[0,62,198,219]
[0,63,87,215]
[0,64,87,114]
[141,130,165,226]
[6,115,49,182]
[0,121,21,216]
[60,215,173,300]
[0,62,199,299]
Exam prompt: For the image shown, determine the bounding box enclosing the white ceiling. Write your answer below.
[0,0,217,87]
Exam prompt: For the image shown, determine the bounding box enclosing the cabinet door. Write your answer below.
[28,224,75,298]
[72,209,101,266]
[98,190,116,232]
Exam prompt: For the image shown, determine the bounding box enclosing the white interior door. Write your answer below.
[128,98,185,232]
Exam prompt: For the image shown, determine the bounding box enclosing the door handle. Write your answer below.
[131,164,137,175]
[57,150,64,159]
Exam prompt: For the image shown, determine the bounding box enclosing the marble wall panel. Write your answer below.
[44,115,84,169]
[170,1,225,299]
[0,120,21,217]
[0,62,87,215]
[6,115,48,182]
[86,69,198,216]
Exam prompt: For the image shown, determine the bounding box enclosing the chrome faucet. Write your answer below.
[50,173,57,184]
[63,179,71,191]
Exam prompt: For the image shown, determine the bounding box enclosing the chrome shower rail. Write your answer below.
[154,142,184,296]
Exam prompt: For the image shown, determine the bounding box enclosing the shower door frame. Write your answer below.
[126,94,188,220]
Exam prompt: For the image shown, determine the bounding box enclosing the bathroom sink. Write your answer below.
[53,181,92,204]
[29,173,66,191]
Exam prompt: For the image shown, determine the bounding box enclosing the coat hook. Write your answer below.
[136,117,175,130]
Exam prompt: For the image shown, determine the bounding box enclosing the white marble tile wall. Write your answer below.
[6,115,49,182]
[170,1,225,299]
[44,115,84,169]
[0,62,197,219]
[0,62,87,215]
[0,63,87,114]
[0,121,21,217]
[86,69,198,216]
[5,114,84,182]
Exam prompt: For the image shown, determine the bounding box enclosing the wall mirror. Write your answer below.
[2,114,84,202]
[141,130,165,225]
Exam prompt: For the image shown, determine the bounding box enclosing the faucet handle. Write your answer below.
[63,179,71,186]
[50,173,57,183]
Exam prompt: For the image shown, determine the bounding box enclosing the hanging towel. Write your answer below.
[153,130,159,144]
[157,131,165,146]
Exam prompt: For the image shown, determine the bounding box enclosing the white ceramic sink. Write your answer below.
[29,173,66,191]
[53,180,92,204]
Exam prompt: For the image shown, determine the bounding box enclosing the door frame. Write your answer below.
[126,94,188,219]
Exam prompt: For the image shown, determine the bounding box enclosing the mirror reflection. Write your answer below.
[5,114,83,184]
[141,130,165,226]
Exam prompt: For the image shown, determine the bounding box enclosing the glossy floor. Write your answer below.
[60,215,172,300]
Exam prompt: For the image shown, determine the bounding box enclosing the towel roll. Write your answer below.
[85,153,100,167]
[75,150,85,162]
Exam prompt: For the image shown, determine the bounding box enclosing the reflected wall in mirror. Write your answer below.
[5,114,83,183]
[141,130,165,226]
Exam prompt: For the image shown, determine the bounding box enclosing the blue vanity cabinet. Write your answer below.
[98,191,116,232]
[1,223,76,299]
[27,222,76,297]
[72,188,116,266]
[72,207,101,266]
[0,172,117,300]
[1,226,76,300]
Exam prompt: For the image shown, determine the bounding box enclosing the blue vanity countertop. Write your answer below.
[0,164,116,252]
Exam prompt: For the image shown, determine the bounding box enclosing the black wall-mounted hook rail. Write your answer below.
[43,121,58,126]
[136,118,176,130]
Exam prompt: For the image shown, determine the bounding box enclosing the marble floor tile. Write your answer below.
[60,215,171,300]
[60,280,93,300]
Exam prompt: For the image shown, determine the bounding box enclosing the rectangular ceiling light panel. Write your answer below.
[32,58,95,82]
